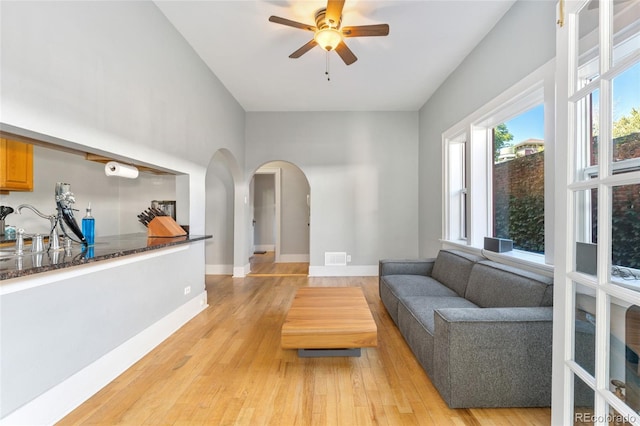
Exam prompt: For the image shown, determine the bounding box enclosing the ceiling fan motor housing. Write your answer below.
[315,8,341,30]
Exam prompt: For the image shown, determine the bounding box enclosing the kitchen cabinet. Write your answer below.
[0,138,33,193]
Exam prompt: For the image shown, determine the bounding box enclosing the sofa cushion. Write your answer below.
[431,250,485,297]
[380,275,457,324]
[465,261,554,308]
[398,296,479,335]
[382,275,459,299]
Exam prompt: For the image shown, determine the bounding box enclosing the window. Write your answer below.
[444,135,467,242]
[492,105,545,253]
[442,63,554,266]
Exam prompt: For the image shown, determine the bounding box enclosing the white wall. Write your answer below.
[417,0,557,257]
[245,112,419,273]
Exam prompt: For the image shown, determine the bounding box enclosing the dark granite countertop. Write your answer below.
[0,233,211,281]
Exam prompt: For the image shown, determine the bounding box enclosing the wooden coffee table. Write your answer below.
[281,287,377,357]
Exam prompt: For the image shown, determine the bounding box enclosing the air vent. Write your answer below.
[325,252,347,266]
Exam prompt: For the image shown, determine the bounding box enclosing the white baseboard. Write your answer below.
[308,265,378,277]
[253,244,274,252]
[278,254,310,263]
[232,263,251,278]
[205,264,233,275]
[0,291,208,426]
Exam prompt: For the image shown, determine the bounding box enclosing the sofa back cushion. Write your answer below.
[465,261,554,308]
[431,250,485,297]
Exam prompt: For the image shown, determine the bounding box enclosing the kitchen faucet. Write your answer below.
[16,204,61,251]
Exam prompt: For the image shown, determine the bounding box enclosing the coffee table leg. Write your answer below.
[297,348,361,357]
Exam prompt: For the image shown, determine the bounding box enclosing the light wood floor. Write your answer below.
[249,251,309,276]
[58,274,551,425]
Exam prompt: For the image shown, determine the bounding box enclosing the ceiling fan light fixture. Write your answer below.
[314,27,342,51]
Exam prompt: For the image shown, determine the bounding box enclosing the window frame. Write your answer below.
[442,60,555,269]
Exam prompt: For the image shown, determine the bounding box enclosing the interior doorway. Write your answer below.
[249,161,310,276]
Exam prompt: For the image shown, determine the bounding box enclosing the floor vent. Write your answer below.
[325,252,347,266]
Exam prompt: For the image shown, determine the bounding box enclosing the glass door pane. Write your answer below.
[613,1,640,66]
[611,62,640,166]
[578,2,600,91]
[611,184,640,289]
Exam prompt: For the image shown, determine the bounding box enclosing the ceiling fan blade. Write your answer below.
[342,24,390,37]
[269,16,316,32]
[289,39,318,58]
[325,0,345,28]
[335,41,357,65]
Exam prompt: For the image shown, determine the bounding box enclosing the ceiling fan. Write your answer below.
[268,0,389,66]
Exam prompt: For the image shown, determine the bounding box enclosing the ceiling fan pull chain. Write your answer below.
[325,51,331,81]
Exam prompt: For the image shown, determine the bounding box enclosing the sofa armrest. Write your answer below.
[379,258,436,277]
[432,307,553,408]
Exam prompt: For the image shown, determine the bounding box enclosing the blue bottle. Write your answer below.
[82,203,95,245]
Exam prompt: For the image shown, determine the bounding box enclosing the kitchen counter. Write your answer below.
[0,233,211,280]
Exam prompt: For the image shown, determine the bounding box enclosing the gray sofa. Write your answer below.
[379,249,554,408]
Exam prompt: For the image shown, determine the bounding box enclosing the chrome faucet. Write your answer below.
[15,228,24,255]
[16,204,61,251]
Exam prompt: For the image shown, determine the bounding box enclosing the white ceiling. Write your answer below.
[155,0,516,112]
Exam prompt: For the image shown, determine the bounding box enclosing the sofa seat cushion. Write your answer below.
[465,261,554,308]
[380,275,458,324]
[431,250,485,297]
[383,275,459,298]
[399,296,479,335]
[397,296,478,376]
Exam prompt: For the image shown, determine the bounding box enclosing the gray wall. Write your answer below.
[417,0,557,257]
[0,1,245,418]
[245,112,419,267]
[0,1,245,171]
[255,161,310,258]
[276,161,310,257]
[253,173,275,248]
[205,151,235,270]
[0,244,205,417]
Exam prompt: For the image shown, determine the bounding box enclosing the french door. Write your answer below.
[554,1,640,425]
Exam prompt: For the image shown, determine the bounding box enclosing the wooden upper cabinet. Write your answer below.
[0,138,34,192]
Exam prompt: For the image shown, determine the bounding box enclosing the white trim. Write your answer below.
[232,263,251,278]
[440,239,554,277]
[308,265,378,277]
[205,264,233,275]
[0,245,188,295]
[0,291,208,426]
[278,254,310,263]
[254,167,282,262]
[441,59,555,258]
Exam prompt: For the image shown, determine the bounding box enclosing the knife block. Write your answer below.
[147,216,187,237]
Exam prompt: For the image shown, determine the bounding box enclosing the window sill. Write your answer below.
[440,239,554,277]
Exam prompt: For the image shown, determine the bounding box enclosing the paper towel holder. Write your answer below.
[105,161,139,179]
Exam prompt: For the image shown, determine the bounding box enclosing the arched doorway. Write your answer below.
[205,149,244,275]
[249,161,310,276]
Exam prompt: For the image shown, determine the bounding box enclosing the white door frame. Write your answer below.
[554,1,640,424]
[254,167,281,262]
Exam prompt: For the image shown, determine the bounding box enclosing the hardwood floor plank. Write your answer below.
[57,274,551,425]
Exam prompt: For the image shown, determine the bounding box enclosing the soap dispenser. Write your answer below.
[82,203,95,245]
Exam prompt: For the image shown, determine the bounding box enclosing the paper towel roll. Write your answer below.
[105,161,139,179]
